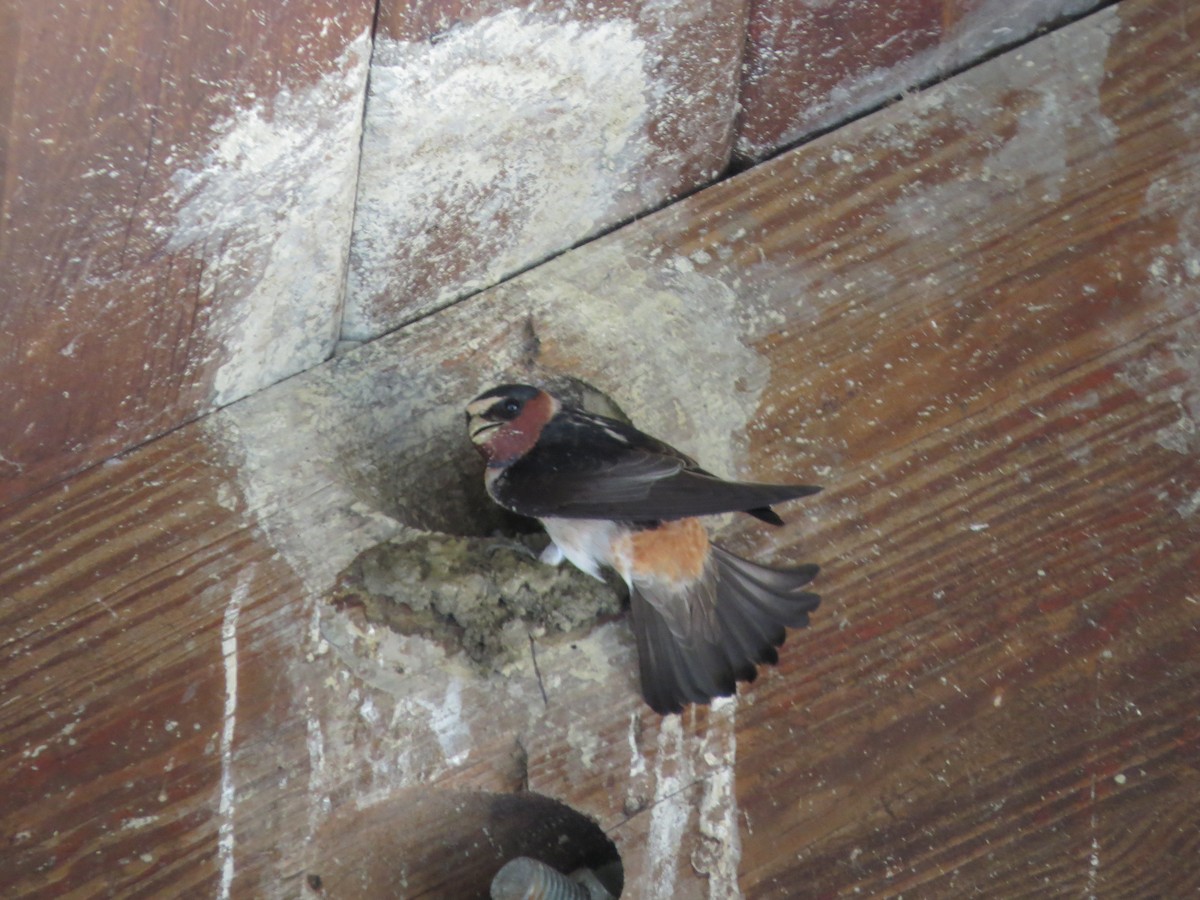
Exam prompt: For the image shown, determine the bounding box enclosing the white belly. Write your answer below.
[540,517,629,584]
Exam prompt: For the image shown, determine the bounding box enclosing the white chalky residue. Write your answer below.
[647,715,689,898]
[973,11,1117,201]
[358,696,380,725]
[525,242,773,481]
[885,6,1117,241]
[567,718,600,770]
[642,699,742,899]
[627,711,647,780]
[168,32,371,406]
[120,815,160,831]
[217,576,251,900]
[1132,185,1200,460]
[343,11,653,338]
[206,356,471,840]
[304,693,329,840]
[1177,489,1200,519]
[743,0,1104,157]
[695,697,743,898]
[210,387,403,596]
[539,620,630,686]
[415,678,473,768]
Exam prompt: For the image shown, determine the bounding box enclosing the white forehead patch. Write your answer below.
[466,397,500,417]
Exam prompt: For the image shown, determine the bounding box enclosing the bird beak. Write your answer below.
[469,418,501,442]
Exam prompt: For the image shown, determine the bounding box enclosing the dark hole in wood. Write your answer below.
[307,787,623,898]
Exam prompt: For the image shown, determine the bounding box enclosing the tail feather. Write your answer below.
[712,546,819,629]
[631,594,736,713]
[712,599,774,680]
[630,546,821,715]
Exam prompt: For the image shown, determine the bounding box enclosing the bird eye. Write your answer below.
[502,398,522,417]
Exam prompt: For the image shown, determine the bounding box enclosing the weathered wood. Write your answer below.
[2,0,1099,508]
[2,0,1198,896]
[342,0,748,338]
[735,0,1104,162]
[0,0,374,507]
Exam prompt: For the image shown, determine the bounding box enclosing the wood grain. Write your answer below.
[0,0,374,507]
[2,0,1198,896]
[735,0,1105,162]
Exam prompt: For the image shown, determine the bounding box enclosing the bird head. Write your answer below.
[465,383,560,466]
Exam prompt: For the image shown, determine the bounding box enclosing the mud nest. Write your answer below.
[332,530,623,673]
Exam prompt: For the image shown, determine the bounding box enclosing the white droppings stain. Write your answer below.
[1155,414,1197,456]
[539,622,628,686]
[207,346,473,848]
[358,696,380,725]
[1067,391,1102,412]
[1087,829,1100,898]
[628,712,647,780]
[120,815,160,831]
[1176,490,1200,519]
[741,0,1105,158]
[642,698,742,899]
[694,697,743,898]
[304,693,329,839]
[1126,191,1200,462]
[567,717,601,770]
[647,715,688,897]
[210,384,402,596]
[217,575,251,900]
[343,10,653,337]
[527,243,772,479]
[885,7,1117,238]
[167,32,371,406]
[214,482,239,514]
[414,679,472,768]
[1148,255,1171,285]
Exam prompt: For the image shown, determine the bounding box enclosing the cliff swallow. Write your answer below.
[466,383,821,715]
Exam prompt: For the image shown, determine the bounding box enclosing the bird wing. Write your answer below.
[492,441,820,522]
[630,546,821,714]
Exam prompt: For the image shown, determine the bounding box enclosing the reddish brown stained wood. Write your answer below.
[0,0,374,508]
[718,0,1200,891]
[735,0,1104,162]
[2,0,1199,896]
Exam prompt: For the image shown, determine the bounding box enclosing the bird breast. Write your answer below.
[540,517,625,583]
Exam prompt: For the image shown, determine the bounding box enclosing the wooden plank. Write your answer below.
[341,0,748,338]
[735,0,1104,162]
[0,0,374,507]
[2,0,1198,895]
